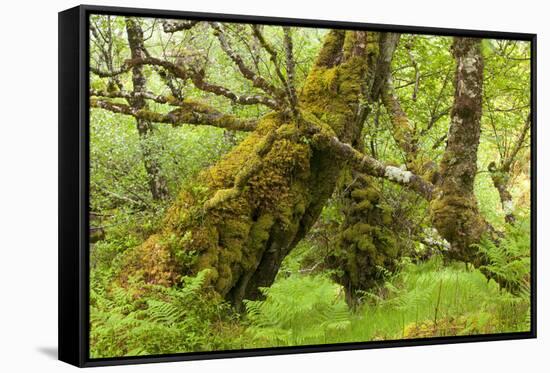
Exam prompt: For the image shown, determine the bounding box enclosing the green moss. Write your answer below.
[247,214,275,258]
[382,210,393,226]
[429,192,486,263]
[351,188,375,201]
[352,199,374,212]
[118,112,313,297]
[300,42,367,141]
[326,175,400,303]
[314,30,346,67]
[356,236,375,252]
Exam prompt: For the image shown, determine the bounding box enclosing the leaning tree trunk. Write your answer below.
[120,30,373,306]
[429,37,489,264]
[126,18,170,201]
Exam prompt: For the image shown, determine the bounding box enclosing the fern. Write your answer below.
[89,269,241,358]
[244,274,350,346]
[242,249,531,348]
[474,217,531,294]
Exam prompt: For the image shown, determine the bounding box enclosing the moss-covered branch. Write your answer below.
[326,173,399,306]
[488,162,515,223]
[91,54,280,109]
[90,97,258,132]
[370,33,401,101]
[125,57,281,109]
[323,31,413,306]
[502,113,531,173]
[381,77,421,172]
[90,88,186,107]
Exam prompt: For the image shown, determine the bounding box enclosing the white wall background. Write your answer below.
[0,0,546,371]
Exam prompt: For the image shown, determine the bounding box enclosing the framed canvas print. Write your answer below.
[58,4,537,367]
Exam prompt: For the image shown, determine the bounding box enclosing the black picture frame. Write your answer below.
[59,4,537,367]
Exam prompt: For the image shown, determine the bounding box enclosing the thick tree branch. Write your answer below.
[430,37,489,263]
[126,17,170,201]
[90,88,186,106]
[488,162,515,223]
[352,32,399,139]
[126,56,188,78]
[488,112,531,223]
[161,19,199,33]
[90,98,257,132]
[90,65,129,78]
[308,126,434,200]
[190,69,280,108]
[370,33,401,101]
[381,77,421,172]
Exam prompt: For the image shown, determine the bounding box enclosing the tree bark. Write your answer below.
[126,18,170,201]
[119,30,375,307]
[429,37,488,263]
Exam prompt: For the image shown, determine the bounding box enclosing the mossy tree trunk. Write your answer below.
[331,37,502,303]
[327,172,399,306]
[121,30,377,306]
[326,33,404,304]
[429,37,489,263]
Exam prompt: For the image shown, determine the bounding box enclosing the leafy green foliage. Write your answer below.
[90,109,240,212]
[90,270,241,357]
[475,217,531,294]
